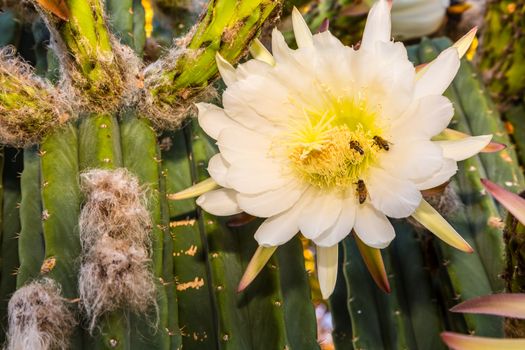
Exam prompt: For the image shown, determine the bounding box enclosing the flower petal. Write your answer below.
[254,202,304,246]
[435,135,492,161]
[271,28,293,63]
[354,233,390,293]
[299,190,343,240]
[414,47,460,99]
[207,154,230,188]
[453,27,478,59]
[361,0,391,51]
[314,193,357,247]
[367,167,422,218]
[441,332,525,350]
[380,140,443,182]
[411,199,473,252]
[227,161,288,194]
[197,103,239,140]
[196,188,242,216]
[216,126,272,164]
[216,53,237,86]
[451,293,525,319]
[390,95,454,140]
[168,178,219,200]
[292,7,313,48]
[238,246,277,292]
[249,38,275,66]
[354,203,395,249]
[415,158,458,190]
[481,179,525,226]
[317,244,339,299]
[237,181,307,218]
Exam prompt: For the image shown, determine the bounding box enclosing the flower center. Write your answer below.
[284,98,387,192]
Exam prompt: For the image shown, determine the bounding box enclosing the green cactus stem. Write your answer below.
[143,0,282,129]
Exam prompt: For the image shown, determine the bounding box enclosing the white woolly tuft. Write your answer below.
[5,278,76,350]
[79,168,151,250]
[79,236,157,332]
[78,168,156,332]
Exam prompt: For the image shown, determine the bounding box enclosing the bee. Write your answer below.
[356,179,368,204]
[349,140,364,155]
[373,136,391,151]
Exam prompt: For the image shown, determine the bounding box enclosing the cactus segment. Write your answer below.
[416,38,505,337]
[0,148,21,345]
[16,147,45,288]
[39,124,83,349]
[120,113,170,349]
[329,246,353,349]
[277,237,319,350]
[391,221,446,350]
[78,114,123,170]
[143,0,283,129]
[191,122,302,350]
[163,130,218,349]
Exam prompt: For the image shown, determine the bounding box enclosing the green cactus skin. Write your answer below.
[417,38,505,338]
[505,106,525,168]
[16,147,45,288]
[191,122,290,350]
[163,129,218,349]
[0,148,21,345]
[329,247,354,349]
[78,113,131,350]
[149,0,281,105]
[0,10,19,47]
[120,113,171,349]
[277,238,319,350]
[39,125,83,349]
[390,221,445,350]
[480,0,525,107]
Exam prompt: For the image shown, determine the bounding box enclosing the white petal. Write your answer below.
[292,7,313,48]
[216,53,237,86]
[298,190,343,240]
[367,167,422,218]
[254,202,304,246]
[390,95,454,140]
[435,135,492,161]
[314,193,357,247]
[207,154,230,188]
[361,0,392,51]
[380,140,443,182]
[271,28,293,63]
[317,245,339,299]
[237,181,307,218]
[414,47,460,99]
[249,39,275,65]
[216,126,272,164]
[196,189,242,216]
[227,162,288,194]
[415,158,458,190]
[354,203,395,249]
[196,103,239,140]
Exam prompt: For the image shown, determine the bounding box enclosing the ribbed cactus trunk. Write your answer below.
[479,0,525,108]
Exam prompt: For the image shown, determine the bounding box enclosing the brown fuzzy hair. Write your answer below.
[5,278,76,350]
[0,46,71,147]
[79,168,152,250]
[78,169,156,332]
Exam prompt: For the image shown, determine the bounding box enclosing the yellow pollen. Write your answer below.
[288,121,380,190]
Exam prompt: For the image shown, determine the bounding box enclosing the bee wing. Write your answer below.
[35,0,70,21]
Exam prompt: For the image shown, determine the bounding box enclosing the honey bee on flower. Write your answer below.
[178,0,491,298]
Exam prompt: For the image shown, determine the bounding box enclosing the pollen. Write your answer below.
[287,116,380,190]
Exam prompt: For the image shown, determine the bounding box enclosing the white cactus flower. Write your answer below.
[194,0,489,298]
